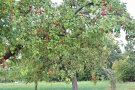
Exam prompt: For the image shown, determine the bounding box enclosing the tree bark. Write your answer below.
[110,73,116,90]
[102,68,116,90]
[72,75,78,90]
[34,80,38,90]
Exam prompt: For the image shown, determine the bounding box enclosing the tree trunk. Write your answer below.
[103,68,116,90]
[34,80,38,90]
[110,73,116,90]
[72,75,78,90]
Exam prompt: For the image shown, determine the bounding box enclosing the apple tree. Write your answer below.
[0,0,135,90]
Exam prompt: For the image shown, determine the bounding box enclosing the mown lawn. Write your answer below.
[0,81,135,90]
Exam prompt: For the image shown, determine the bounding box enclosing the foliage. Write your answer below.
[112,59,135,82]
[106,44,122,68]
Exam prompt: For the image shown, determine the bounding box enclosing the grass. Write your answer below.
[0,81,135,90]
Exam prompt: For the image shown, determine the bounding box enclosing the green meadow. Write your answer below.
[0,81,135,90]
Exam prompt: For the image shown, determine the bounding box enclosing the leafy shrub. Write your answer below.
[112,59,135,82]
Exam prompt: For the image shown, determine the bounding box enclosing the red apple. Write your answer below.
[79,27,83,30]
[39,10,44,14]
[93,17,98,21]
[60,40,64,44]
[28,7,32,12]
[9,15,14,20]
[2,57,5,61]
[42,33,47,40]
[101,8,106,16]
[108,5,112,11]
[120,22,125,27]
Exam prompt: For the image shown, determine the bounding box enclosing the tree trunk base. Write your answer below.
[72,75,78,90]
[34,81,38,90]
[110,74,116,90]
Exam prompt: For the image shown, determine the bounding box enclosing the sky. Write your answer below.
[116,0,135,52]
[120,0,135,18]
[51,0,63,5]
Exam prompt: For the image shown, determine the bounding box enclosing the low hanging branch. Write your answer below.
[0,44,23,65]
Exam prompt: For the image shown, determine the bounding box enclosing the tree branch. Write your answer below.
[0,44,23,65]
[74,2,94,15]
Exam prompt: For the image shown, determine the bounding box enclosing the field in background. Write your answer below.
[0,81,135,90]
